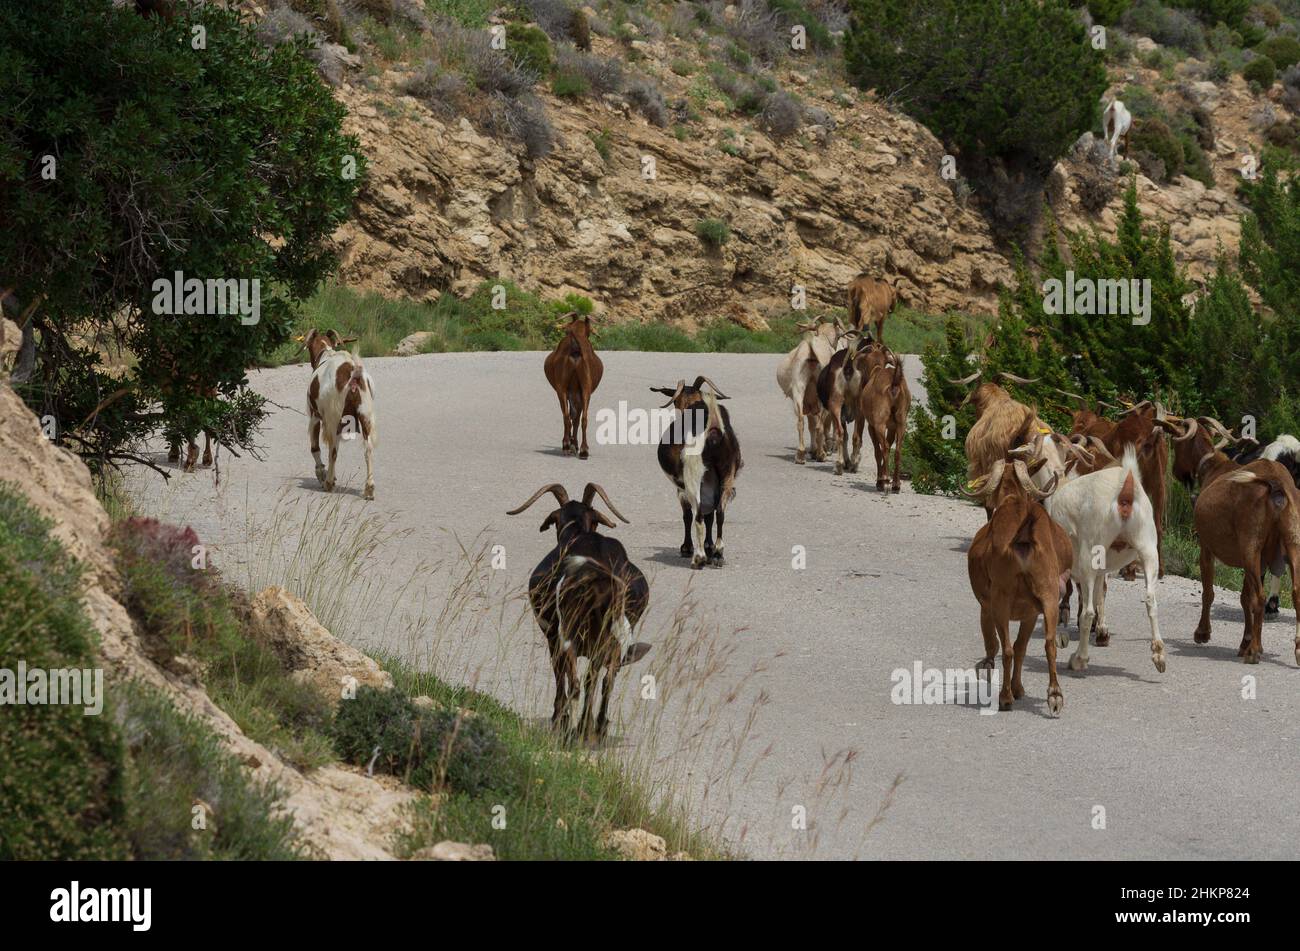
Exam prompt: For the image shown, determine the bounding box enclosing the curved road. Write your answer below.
[132,351,1300,859]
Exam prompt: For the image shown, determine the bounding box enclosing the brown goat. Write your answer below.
[1158,415,1300,665]
[846,274,897,344]
[957,376,1047,515]
[966,457,1072,714]
[1102,401,1168,579]
[544,314,603,459]
[858,356,910,491]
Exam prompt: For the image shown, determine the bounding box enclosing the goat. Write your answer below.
[858,356,910,491]
[1230,434,1300,614]
[298,329,376,500]
[651,376,742,568]
[1042,446,1166,673]
[815,331,882,475]
[776,319,845,464]
[846,273,897,344]
[965,456,1071,714]
[1102,98,1132,162]
[507,483,650,738]
[544,313,603,459]
[1157,415,1300,665]
[1102,401,1168,579]
[952,372,1046,516]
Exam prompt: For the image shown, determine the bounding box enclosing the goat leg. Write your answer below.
[1194,545,1215,644]
[1041,595,1064,716]
[678,498,693,558]
[712,506,726,567]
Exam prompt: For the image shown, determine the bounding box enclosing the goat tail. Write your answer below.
[1226,469,1289,510]
[1120,444,1143,485]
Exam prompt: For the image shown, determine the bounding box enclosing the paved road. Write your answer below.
[132,351,1300,859]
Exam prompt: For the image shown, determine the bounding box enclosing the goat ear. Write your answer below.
[539,511,559,533]
[591,510,617,530]
[622,642,651,664]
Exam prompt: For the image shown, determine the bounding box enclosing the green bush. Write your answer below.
[1259,35,1300,69]
[1086,0,1133,25]
[506,22,553,76]
[695,218,732,247]
[846,0,1106,234]
[120,684,307,860]
[331,686,513,796]
[1243,52,1278,86]
[1167,0,1250,28]
[552,70,591,97]
[0,485,128,860]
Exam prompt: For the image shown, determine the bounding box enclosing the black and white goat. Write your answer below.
[507,483,650,739]
[651,376,743,568]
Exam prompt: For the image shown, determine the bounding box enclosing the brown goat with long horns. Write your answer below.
[1157,414,1300,665]
[966,455,1072,714]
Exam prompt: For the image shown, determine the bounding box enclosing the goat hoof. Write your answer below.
[578,449,589,460]
[679,544,693,558]
[834,464,844,476]
[1094,629,1110,647]
[364,485,375,501]
[1068,652,1087,672]
[891,483,901,493]
[1012,682,1025,700]
[1194,629,1211,644]
[690,557,706,570]
[1151,649,1167,674]
[1056,631,1069,648]
[1047,692,1064,717]
[323,480,335,493]
[998,699,1013,712]
[1242,651,1261,665]
[1265,597,1280,616]
[709,552,726,567]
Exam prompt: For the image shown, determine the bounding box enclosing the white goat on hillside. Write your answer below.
[1102,98,1132,163]
[1044,445,1165,674]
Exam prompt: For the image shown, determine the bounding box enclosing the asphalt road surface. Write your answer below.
[131,351,1300,859]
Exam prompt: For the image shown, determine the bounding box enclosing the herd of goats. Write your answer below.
[278,271,1300,735]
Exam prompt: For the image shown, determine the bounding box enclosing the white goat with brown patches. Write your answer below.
[776,319,845,464]
[1043,446,1165,674]
[298,329,377,501]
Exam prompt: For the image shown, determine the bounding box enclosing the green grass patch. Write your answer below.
[375,654,726,860]
[112,518,337,770]
[269,284,957,362]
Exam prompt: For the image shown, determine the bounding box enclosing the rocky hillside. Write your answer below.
[245,1,1293,325]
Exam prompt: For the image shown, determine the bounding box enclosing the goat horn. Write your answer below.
[1118,399,1153,417]
[1053,388,1089,408]
[998,372,1039,385]
[1088,436,1117,461]
[1014,459,1057,500]
[949,370,982,386]
[1201,417,1236,442]
[1172,417,1199,442]
[581,483,630,523]
[506,483,569,515]
[695,376,730,399]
